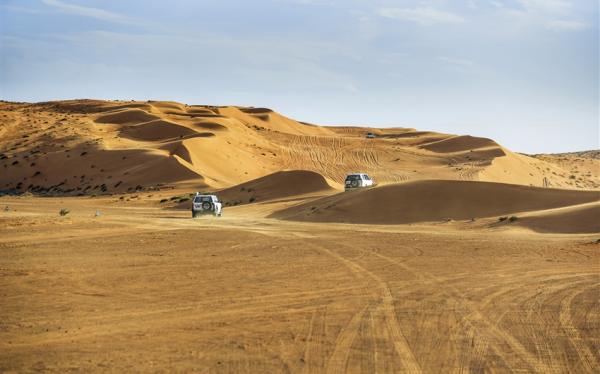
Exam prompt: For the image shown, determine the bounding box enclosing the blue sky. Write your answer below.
[1,0,597,153]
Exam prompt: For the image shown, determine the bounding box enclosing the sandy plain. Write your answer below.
[1,196,599,373]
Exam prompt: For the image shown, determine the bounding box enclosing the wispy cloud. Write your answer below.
[496,0,589,34]
[546,19,588,31]
[40,0,135,24]
[376,6,465,26]
[517,0,572,14]
[437,56,475,69]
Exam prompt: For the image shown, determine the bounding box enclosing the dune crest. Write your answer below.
[515,202,600,233]
[218,170,336,204]
[95,109,161,125]
[420,135,498,153]
[270,180,600,224]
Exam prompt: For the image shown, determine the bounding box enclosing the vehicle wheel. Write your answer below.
[192,210,198,218]
[202,202,212,211]
[351,180,359,188]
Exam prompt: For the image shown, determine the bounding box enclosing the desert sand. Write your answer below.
[1,100,599,372]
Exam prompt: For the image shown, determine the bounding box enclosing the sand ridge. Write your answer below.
[270,179,600,229]
[2,99,597,197]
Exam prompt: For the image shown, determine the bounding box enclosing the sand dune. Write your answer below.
[515,202,600,234]
[119,120,200,142]
[192,121,228,131]
[95,108,160,125]
[271,180,600,224]
[1,99,597,199]
[217,170,336,205]
[420,135,498,153]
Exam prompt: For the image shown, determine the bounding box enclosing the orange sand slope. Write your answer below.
[514,202,600,234]
[2,99,598,196]
[217,170,337,205]
[270,180,600,229]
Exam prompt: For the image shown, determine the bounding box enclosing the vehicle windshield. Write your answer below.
[345,175,361,181]
[194,196,212,203]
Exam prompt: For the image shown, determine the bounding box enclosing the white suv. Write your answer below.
[344,173,374,191]
[192,193,223,217]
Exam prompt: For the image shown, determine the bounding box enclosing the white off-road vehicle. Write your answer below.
[192,193,223,218]
[344,173,374,191]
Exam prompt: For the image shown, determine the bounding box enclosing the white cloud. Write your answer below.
[546,19,588,31]
[40,0,134,24]
[377,7,465,26]
[495,0,590,34]
[437,56,475,68]
[517,0,572,14]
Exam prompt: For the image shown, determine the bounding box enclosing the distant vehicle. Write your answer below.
[366,132,376,139]
[344,173,374,191]
[192,193,222,218]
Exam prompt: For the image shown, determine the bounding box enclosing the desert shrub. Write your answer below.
[498,216,508,222]
[178,197,190,203]
[509,216,519,222]
[59,208,70,216]
[249,196,256,203]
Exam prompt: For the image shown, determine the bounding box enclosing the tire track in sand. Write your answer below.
[368,249,555,373]
[303,306,328,374]
[559,283,600,373]
[314,244,422,374]
[326,305,369,374]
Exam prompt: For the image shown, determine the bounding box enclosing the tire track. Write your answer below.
[303,306,328,374]
[368,249,554,373]
[314,244,423,374]
[325,305,369,374]
[559,283,600,373]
